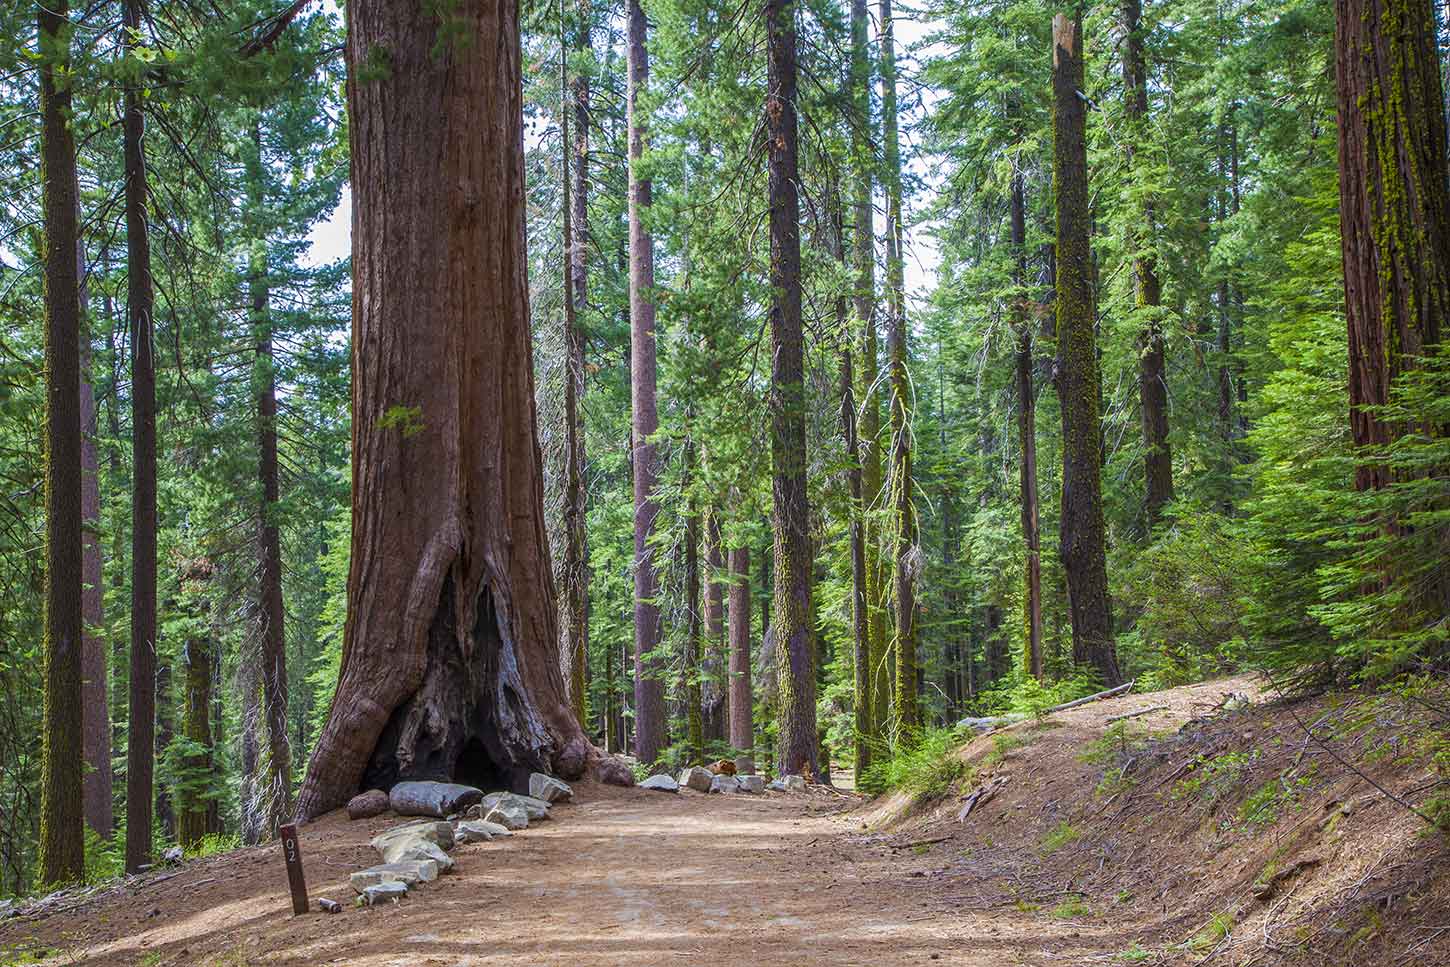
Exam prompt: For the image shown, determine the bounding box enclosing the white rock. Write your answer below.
[480,792,549,821]
[361,881,408,905]
[529,773,573,803]
[484,802,529,831]
[709,774,741,794]
[737,775,766,794]
[679,766,714,793]
[639,774,679,793]
[783,774,807,792]
[350,860,438,893]
[370,821,456,871]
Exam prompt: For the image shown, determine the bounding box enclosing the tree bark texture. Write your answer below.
[727,545,753,751]
[38,0,85,885]
[1011,171,1045,681]
[560,0,590,728]
[78,215,112,839]
[684,448,703,760]
[1334,0,1450,491]
[250,237,292,840]
[848,0,877,772]
[177,562,215,850]
[1052,14,1122,687]
[880,0,918,737]
[124,0,159,874]
[627,0,667,765]
[1121,0,1174,525]
[767,0,816,778]
[295,0,591,822]
[701,516,726,741]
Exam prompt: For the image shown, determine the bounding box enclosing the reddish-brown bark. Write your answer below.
[1334,0,1449,491]
[727,546,753,751]
[627,0,667,765]
[295,0,590,821]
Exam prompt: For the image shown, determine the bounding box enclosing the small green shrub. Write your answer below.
[1040,821,1081,853]
[858,727,972,801]
[1051,895,1092,919]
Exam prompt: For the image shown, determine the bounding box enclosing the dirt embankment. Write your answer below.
[0,674,1445,966]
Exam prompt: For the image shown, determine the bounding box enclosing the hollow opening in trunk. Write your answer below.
[357,575,539,796]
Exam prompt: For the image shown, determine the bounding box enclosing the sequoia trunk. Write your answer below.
[295,0,591,821]
[727,546,753,751]
[1334,0,1449,490]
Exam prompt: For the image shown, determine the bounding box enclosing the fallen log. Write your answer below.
[1106,704,1168,724]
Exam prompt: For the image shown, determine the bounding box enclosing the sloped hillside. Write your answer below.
[857,674,1450,965]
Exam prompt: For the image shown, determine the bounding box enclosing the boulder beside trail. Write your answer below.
[481,802,528,831]
[766,775,808,793]
[370,820,456,871]
[359,881,408,906]
[710,775,741,794]
[597,755,637,787]
[529,773,573,803]
[737,775,766,794]
[350,860,438,893]
[734,756,756,776]
[679,766,714,793]
[639,774,679,793]
[389,781,485,818]
[347,789,391,820]
[479,792,550,821]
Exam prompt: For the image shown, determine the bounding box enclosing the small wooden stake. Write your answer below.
[278,823,309,915]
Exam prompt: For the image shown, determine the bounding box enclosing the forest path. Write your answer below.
[0,777,1133,966]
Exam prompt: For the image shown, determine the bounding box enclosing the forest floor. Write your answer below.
[2,674,1447,966]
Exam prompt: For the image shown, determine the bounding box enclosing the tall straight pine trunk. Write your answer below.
[296,0,592,821]
[560,0,591,726]
[767,0,816,778]
[38,0,85,885]
[879,0,917,737]
[1051,14,1121,687]
[1120,0,1173,526]
[627,0,666,764]
[848,0,877,773]
[1011,169,1044,680]
[124,0,160,874]
[727,546,753,751]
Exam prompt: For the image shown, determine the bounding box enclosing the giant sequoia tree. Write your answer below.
[296,0,591,821]
[1334,0,1449,492]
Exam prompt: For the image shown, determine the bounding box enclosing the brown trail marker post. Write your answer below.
[278,823,308,915]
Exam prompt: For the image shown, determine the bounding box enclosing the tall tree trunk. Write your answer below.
[124,0,159,874]
[727,546,752,751]
[848,0,877,776]
[155,659,174,839]
[879,0,917,737]
[295,0,592,821]
[1012,170,1045,681]
[38,0,85,885]
[1121,0,1173,526]
[627,0,666,765]
[702,516,726,741]
[250,223,292,839]
[836,197,872,777]
[684,444,703,761]
[78,215,113,839]
[177,586,215,850]
[1335,0,1450,492]
[560,0,590,728]
[1216,110,1240,495]
[852,7,889,744]
[767,0,815,778]
[1051,13,1121,686]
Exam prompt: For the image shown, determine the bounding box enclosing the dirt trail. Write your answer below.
[5,674,1445,966]
[3,782,1138,966]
